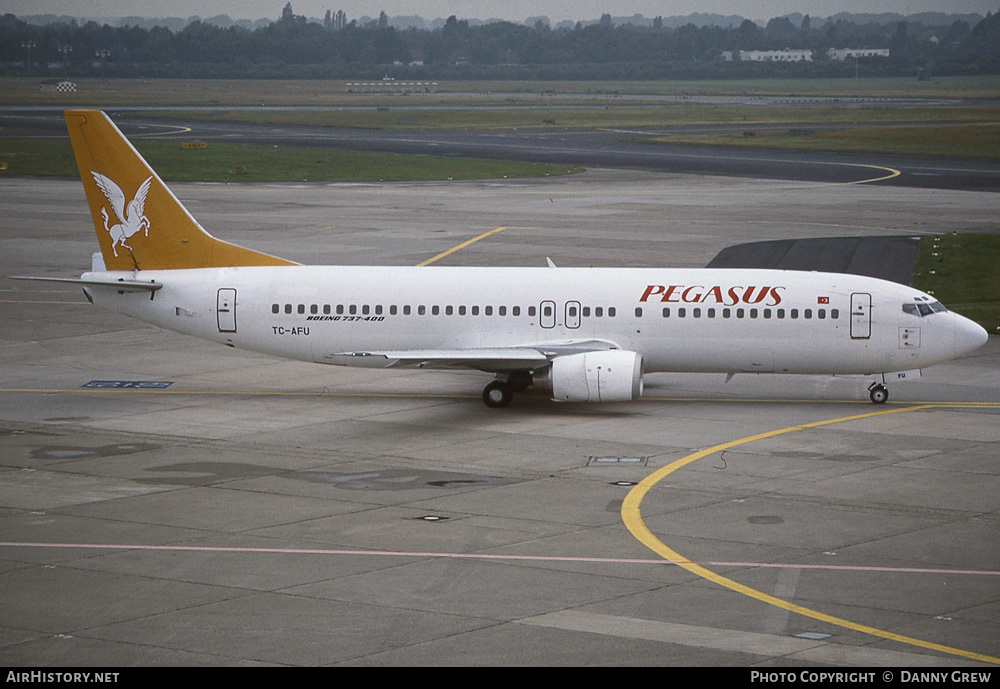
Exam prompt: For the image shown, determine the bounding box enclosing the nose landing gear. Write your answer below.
[868,382,889,404]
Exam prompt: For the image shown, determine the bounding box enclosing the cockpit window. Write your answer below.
[903,301,947,317]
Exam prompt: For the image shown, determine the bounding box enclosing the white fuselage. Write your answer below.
[81,265,987,378]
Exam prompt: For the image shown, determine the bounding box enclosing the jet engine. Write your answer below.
[535,350,643,402]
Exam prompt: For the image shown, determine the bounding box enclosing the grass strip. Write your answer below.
[0,138,581,182]
[4,75,1000,105]
[630,121,1000,159]
[913,233,1000,332]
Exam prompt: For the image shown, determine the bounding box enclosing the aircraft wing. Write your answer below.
[322,339,623,373]
[323,348,551,372]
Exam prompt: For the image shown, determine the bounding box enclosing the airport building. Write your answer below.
[827,48,891,60]
[721,49,813,62]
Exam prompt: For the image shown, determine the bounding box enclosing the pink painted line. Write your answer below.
[0,300,88,305]
[2,541,998,576]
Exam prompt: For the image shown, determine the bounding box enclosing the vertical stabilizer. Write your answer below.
[65,110,296,270]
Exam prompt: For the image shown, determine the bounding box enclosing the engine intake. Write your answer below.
[536,350,643,402]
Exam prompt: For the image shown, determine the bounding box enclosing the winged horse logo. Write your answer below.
[91,172,153,257]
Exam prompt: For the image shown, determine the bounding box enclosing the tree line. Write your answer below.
[3,4,999,80]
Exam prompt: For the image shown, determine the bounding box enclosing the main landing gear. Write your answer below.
[482,371,533,408]
[868,382,889,404]
[483,380,513,408]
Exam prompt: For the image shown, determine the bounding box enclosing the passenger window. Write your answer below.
[418,305,426,315]
[528,306,536,317]
[791,309,798,319]
[662,307,670,318]
[499,306,507,316]
[431,306,439,315]
[446,305,453,316]
[608,307,616,317]
[362,305,370,315]
[736,308,744,318]
[595,307,603,317]
[375,305,383,315]
[310,304,318,315]
[284,304,292,314]
[818,309,826,319]
[763,309,771,319]
[635,307,643,317]
[459,305,466,315]
[805,309,812,319]
[298,304,305,314]
[513,306,521,316]
[349,305,357,315]
[390,305,398,315]
[403,305,411,315]
[831,309,839,319]
[777,309,785,319]
[750,309,758,318]
[485,306,493,316]
[582,307,590,317]
[678,308,686,318]
[723,308,731,318]
[707,308,716,318]
[337,304,344,315]
[324,305,331,315]
[693,308,701,318]
[272,304,279,314]
[472,306,480,316]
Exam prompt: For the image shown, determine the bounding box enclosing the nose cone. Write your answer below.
[954,314,989,358]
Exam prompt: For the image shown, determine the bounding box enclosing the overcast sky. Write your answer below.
[4,0,997,22]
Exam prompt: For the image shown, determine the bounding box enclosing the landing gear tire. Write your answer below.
[483,381,514,408]
[868,383,889,405]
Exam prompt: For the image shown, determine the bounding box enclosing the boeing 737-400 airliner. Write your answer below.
[14,111,989,407]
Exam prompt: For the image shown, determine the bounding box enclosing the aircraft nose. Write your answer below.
[954,314,988,357]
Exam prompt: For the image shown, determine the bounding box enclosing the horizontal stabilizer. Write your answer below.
[11,275,162,292]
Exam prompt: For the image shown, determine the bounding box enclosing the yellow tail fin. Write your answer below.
[65,110,296,271]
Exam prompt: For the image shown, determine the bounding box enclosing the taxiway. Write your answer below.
[1,169,998,666]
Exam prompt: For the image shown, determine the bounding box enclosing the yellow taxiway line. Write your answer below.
[416,226,507,266]
[622,403,1000,665]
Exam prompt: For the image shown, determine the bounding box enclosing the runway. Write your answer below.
[4,109,1000,191]
[2,168,999,665]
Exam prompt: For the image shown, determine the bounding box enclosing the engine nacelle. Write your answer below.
[537,350,643,402]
